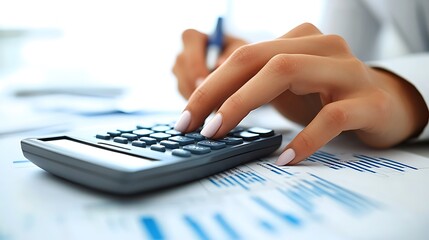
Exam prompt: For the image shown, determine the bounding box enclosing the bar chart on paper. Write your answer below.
[134,146,429,240]
[137,171,382,240]
[4,139,429,240]
[306,150,419,174]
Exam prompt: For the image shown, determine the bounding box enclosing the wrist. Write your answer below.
[372,67,429,141]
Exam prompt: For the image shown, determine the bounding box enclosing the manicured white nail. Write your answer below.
[275,148,296,166]
[195,78,204,88]
[200,113,222,138]
[174,110,191,132]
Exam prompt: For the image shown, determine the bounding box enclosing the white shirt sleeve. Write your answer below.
[318,0,429,141]
[368,53,429,141]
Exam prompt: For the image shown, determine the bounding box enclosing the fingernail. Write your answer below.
[174,110,191,132]
[200,113,222,138]
[195,78,204,88]
[275,148,296,166]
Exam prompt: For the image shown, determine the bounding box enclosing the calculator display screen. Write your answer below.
[46,139,154,171]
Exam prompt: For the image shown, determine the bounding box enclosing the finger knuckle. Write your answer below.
[321,104,348,127]
[266,54,298,76]
[296,22,319,32]
[324,34,350,52]
[229,45,255,65]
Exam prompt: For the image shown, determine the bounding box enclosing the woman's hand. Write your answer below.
[172,29,248,99]
[173,23,429,165]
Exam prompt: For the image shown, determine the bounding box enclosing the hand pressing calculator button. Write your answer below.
[21,122,282,194]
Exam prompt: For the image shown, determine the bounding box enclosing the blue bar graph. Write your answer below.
[277,173,378,216]
[138,172,380,239]
[262,162,294,176]
[140,216,164,240]
[184,215,210,240]
[258,219,277,233]
[213,213,240,239]
[207,169,267,191]
[252,196,302,227]
[306,151,418,174]
[140,213,241,240]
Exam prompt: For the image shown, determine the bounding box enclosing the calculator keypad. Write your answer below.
[96,124,275,158]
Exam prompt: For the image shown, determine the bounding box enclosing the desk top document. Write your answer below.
[1,126,429,240]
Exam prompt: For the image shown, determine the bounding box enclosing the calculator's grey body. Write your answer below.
[21,132,281,195]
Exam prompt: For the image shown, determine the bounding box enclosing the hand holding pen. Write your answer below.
[172,17,248,99]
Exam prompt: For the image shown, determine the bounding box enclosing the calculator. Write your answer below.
[21,121,282,194]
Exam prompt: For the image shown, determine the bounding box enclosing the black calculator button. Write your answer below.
[171,149,192,157]
[96,134,111,140]
[149,133,171,141]
[168,136,195,146]
[185,133,205,141]
[131,140,146,148]
[247,127,274,137]
[234,131,260,141]
[152,125,172,132]
[121,133,138,141]
[197,140,226,150]
[139,137,157,145]
[219,137,243,145]
[107,130,121,137]
[150,144,166,152]
[160,140,180,149]
[165,129,182,136]
[113,137,128,144]
[183,145,211,154]
[132,129,154,137]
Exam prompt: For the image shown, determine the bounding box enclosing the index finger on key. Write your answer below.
[174,36,339,133]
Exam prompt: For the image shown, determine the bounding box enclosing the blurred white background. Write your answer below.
[0,0,323,111]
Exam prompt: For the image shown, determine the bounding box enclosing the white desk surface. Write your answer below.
[1,103,429,240]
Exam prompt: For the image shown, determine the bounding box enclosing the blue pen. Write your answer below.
[206,17,224,71]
